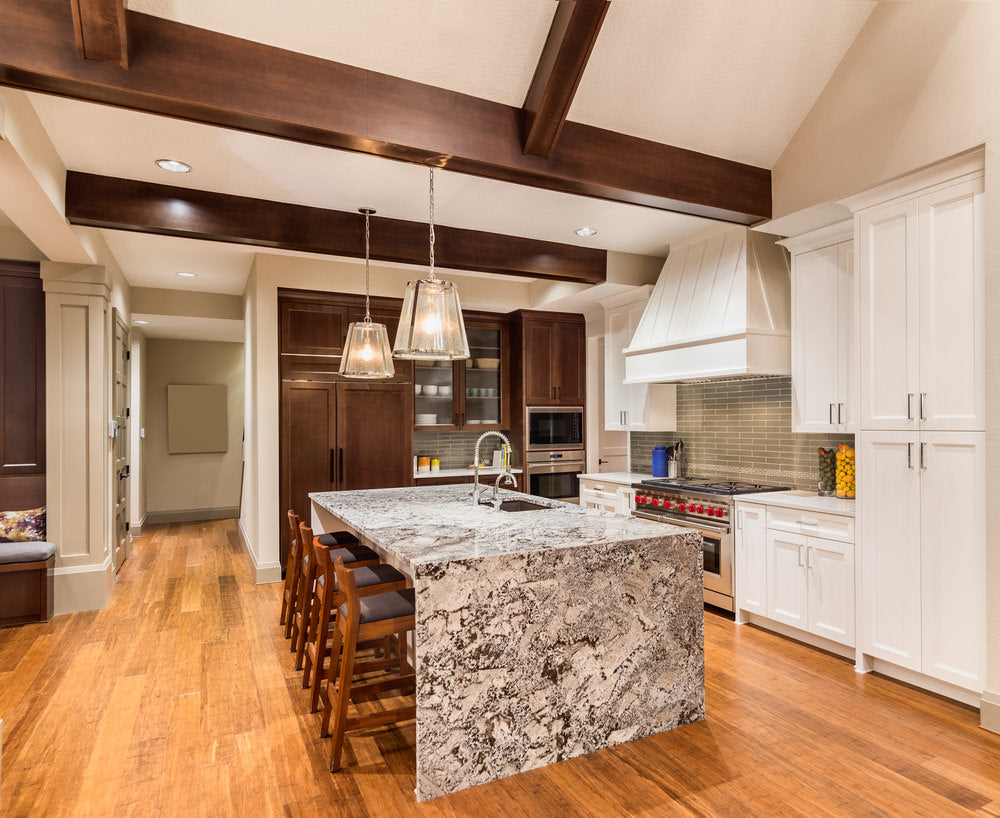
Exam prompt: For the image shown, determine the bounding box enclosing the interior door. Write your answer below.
[112,310,130,573]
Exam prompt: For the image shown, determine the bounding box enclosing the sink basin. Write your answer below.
[498,499,550,512]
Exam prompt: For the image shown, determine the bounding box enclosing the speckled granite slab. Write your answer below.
[311,485,704,801]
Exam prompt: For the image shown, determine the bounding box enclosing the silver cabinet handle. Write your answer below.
[838,403,844,425]
[907,442,913,469]
[829,403,834,424]
[806,545,813,570]
[920,392,927,420]
[797,544,804,567]
[920,441,927,470]
[907,393,914,420]
[736,509,743,530]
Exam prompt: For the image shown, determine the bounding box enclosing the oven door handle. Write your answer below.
[632,510,731,535]
[525,462,585,474]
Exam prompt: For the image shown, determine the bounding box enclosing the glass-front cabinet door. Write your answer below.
[414,361,457,428]
[412,314,509,431]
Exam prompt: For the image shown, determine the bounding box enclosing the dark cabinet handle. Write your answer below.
[339,448,344,483]
[330,449,336,482]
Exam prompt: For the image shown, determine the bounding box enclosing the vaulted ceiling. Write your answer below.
[0,0,875,308]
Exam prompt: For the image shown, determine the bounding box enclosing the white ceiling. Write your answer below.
[3,2,878,332]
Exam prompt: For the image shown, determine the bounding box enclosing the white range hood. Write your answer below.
[624,226,790,384]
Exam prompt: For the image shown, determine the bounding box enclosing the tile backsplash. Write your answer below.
[414,430,513,470]
[630,377,852,491]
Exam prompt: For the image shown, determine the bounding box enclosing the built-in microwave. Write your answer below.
[525,407,584,451]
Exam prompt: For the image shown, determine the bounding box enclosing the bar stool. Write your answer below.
[279,509,304,633]
[288,511,379,671]
[320,556,417,773]
[300,522,409,712]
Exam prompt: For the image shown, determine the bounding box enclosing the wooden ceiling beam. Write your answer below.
[69,0,129,67]
[521,0,610,159]
[64,172,608,284]
[1,0,771,223]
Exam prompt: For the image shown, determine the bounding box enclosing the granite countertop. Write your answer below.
[736,489,856,517]
[577,471,652,486]
[310,484,697,575]
[414,467,523,480]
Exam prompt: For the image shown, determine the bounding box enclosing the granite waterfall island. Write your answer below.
[310,484,704,801]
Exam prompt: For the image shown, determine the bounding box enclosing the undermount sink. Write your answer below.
[498,499,550,513]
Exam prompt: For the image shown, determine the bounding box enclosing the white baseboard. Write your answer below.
[53,557,113,614]
[238,518,281,584]
[738,613,856,661]
[870,658,981,709]
[145,506,239,525]
[980,689,1000,733]
[129,512,147,536]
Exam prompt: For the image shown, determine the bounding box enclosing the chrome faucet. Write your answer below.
[470,431,514,507]
[490,470,518,510]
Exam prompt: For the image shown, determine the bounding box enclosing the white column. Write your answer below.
[41,262,113,613]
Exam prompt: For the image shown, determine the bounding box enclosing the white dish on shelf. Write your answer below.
[438,385,452,396]
[414,384,422,395]
[416,414,437,425]
[423,384,439,396]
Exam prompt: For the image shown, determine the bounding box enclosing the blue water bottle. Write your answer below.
[652,446,668,477]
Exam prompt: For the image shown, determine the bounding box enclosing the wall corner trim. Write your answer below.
[980,690,1000,734]
[238,517,281,584]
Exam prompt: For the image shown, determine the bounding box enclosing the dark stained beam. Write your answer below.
[521,0,609,159]
[69,0,128,67]
[65,172,608,285]
[1,0,771,223]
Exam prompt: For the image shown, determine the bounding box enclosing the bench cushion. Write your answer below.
[0,541,56,564]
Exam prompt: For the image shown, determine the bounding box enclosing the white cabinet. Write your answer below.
[734,503,767,618]
[857,176,984,432]
[859,430,985,690]
[735,499,855,648]
[782,224,854,433]
[579,476,634,516]
[603,289,677,432]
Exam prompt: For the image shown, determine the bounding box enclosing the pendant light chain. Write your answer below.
[363,208,372,323]
[428,167,436,281]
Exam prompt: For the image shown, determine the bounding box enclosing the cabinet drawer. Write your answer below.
[766,507,855,543]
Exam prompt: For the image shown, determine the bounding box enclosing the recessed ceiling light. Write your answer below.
[176,271,197,278]
[156,158,191,173]
[575,226,598,237]
[133,319,151,325]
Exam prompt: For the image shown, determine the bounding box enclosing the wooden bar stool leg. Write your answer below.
[329,618,360,772]
[319,621,344,738]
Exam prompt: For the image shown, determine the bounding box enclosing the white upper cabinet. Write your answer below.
[603,288,676,432]
[855,173,984,432]
[782,223,854,433]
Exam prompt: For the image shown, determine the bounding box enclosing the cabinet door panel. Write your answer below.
[920,431,985,691]
[280,301,350,355]
[808,538,854,647]
[280,381,336,562]
[735,503,767,618]
[837,240,855,432]
[604,304,631,429]
[917,179,984,431]
[523,322,554,404]
[336,383,413,490]
[859,432,921,670]
[553,320,586,405]
[766,530,808,629]
[858,201,919,429]
[792,245,841,432]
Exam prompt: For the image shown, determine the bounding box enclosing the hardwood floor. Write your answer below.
[2,519,999,816]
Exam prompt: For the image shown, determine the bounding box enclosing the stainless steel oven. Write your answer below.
[631,478,790,611]
[525,407,584,451]
[524,449,585,503]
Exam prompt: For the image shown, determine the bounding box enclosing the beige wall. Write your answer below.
[144,339,244,518]
[770,1,1000,728]
[129,330,147,530]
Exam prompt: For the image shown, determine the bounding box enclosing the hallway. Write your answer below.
[1,520,998,816]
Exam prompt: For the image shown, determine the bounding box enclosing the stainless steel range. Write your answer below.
[631,477,790,611]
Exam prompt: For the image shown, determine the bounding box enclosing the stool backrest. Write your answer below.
[298,520,316,570]
[332,556,360,631]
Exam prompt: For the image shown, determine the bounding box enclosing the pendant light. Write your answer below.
[393,168,470,360]
[339,208,395,378]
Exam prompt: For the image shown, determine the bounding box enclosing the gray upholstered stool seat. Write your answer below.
[328,544,379,564]
[317,531,359,548]
[338,587,415,625]
[317,562,404,591]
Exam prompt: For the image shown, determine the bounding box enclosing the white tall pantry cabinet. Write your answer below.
[849,152,985,701]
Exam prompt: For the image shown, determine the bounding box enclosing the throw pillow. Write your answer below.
[0,506,46,542]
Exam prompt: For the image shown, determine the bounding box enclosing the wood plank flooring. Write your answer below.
[2,519,999,816]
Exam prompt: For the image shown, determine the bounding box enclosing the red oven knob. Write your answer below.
[696,505,704,514]
[678,503,686,511]
[651,498,659,507]
[705,507,713,515]
[715,508,724,517]
[637,496,646,504]
[664,500,672,509]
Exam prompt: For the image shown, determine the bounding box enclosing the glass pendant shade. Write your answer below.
[393,277,470,360]
[340,318,395,378]
[339,207,395,378]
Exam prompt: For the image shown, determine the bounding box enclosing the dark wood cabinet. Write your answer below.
[280,300,350,356]
[0,263,45,487]
[413,312,510,431]
[516,312,586,406]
